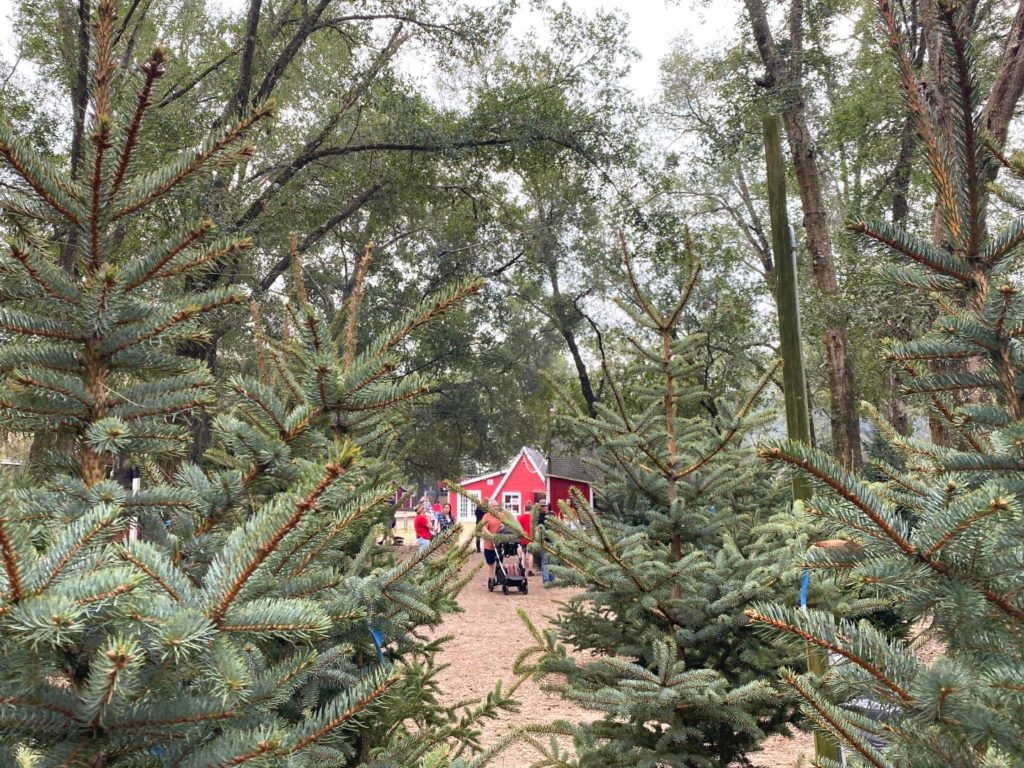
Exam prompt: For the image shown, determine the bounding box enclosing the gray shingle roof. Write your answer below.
[547,453,598,482]
[523,446,548,475]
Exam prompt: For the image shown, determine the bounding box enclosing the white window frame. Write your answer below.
[458,490,481,521]
[502,492,521,515]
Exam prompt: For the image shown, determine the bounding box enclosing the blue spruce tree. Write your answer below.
[519,238,807,767]
[747,3,1024,766]
[0,2,510,764]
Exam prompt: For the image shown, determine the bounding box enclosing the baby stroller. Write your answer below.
[488,527,528,595]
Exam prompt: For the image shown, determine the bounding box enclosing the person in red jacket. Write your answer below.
[517,502,534,576]
[414,503,434,549]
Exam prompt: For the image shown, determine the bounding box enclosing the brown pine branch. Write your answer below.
[152,237,253,283]
[937,4,981,258]
[380,278,484,351]
[228,380,286,434]
[251,300,267,385]
[0,141,83,224]
[758,444,918,556]
[10,245,80,306]
[88,0,117,273]
[923,496,1010,557]
[780,671,889,768]
[121,220,214,291]
[37,513,120,592]
[848,221,970,282]
[747,611,913,703]
[10,373,92,409]
[619,231,663,327]
[675,360,779,479]
[116,547,182,602]
[899,363,986,453]
[107,293,243,354]
[878,0,964,249]
[112,103,274,222]
[289,232,307,310]
[289,674,397,753]
[209,456,351,625]
[0,518,25,602]
[343,241,374,371]
[284,489,392,577]
[110,49,165,199]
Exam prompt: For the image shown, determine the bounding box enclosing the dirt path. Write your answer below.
[431,555,592,767]
[430,551,814,768]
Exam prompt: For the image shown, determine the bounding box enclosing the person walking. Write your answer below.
[414,503,434,550]
[480,502,503,585]
[473,504,485,552]
[517,502,534,576]
[536,499,553,584]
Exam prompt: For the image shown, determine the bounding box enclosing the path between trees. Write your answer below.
[431,557,813,768]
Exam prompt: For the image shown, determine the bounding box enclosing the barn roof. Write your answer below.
[547,453,598,483]
[523,446,547,476]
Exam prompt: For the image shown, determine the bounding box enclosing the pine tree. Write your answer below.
[746,3,1024,766]
[0,2,506,764]
[518,238,807,768]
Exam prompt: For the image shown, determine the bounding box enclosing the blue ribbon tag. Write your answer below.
[369,626,385,663]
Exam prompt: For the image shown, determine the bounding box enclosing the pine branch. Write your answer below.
[0,124,84,224]
[759,442,916,555]
[937,2,983,259]
[849,219,970,282]
[746,608,913,703]
[250,300,266,385]
[289,231,308,310]
[922,494,1011,557]
[780,670,889,768]
[110,48,165,199]
[676,360,778,479]
[9,241,81,307]
[120,219,214,291]
[208,454,353,625]
[289,671,397,753]
[878,0,964,249]
[112,102,274,221]
[343,241,374,371]
[0,515,26,602]
[35,504,122,592]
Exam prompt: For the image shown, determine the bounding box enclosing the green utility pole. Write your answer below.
[762,112,840,764]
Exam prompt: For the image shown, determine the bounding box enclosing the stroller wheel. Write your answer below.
[520,582,528,594]
[502,583,509,595]
[487,578,494,592]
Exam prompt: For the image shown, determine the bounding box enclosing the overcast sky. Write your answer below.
[0,0,743,99]
[509,1,743,97]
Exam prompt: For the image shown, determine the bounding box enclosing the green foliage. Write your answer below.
[0,4,511,764]
[747,6,1024,766]
[518,242,806,767]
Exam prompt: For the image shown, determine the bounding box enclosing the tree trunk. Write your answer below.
[983,0,1024,158]
[744,0,862,471]
[180,337,217,464]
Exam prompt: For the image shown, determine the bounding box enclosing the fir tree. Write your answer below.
[0,2,506,764]
[746,3,1024,766]
[518,239,807,768]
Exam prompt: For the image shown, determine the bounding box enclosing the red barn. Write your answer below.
[448,447,594,523]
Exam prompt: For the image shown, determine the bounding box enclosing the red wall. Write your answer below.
[449,476,498,521]
[549,477,591,516]
[495,455,546,511]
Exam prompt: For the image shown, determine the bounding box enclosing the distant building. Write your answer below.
[447,446,595,522]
